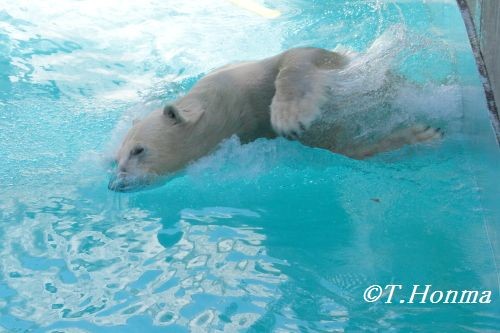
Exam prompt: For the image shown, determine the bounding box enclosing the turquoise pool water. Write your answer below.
[1,0,499,331]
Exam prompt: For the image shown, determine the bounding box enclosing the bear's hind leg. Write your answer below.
[342,124,443,159]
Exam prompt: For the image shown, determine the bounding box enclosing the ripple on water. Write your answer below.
[0,0,499,331]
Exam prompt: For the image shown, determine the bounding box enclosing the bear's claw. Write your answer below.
[270,98,321,138]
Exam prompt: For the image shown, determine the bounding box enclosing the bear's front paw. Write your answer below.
[270,99,318,139]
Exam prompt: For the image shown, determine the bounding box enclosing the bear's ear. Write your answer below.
[163,105,186,124]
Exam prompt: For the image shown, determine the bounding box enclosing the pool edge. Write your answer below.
[456,0,500,145]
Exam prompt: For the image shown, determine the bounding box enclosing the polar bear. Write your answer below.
[109,43,442,192]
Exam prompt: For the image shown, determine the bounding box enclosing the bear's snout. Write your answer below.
[108,172,128,192]
[108,172,139,192]
[108,170,158,192]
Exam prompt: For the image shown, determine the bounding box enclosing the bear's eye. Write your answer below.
[165,106,176,120]
[130,146,144,157]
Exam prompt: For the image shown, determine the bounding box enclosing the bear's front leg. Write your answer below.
[270,64,329,139]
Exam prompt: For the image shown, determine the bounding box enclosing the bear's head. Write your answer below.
[108,104,205,192]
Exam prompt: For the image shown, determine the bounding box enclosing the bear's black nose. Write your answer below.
[108,178,124,192]
[108,173,129,192]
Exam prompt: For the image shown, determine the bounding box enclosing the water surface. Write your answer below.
[0,0,499,332]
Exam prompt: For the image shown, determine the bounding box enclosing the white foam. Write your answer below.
[320,25,464,140]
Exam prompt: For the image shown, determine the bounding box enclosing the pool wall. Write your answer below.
[462,0,500,140]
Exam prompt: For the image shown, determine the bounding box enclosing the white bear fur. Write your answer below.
[110,30,441,191]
